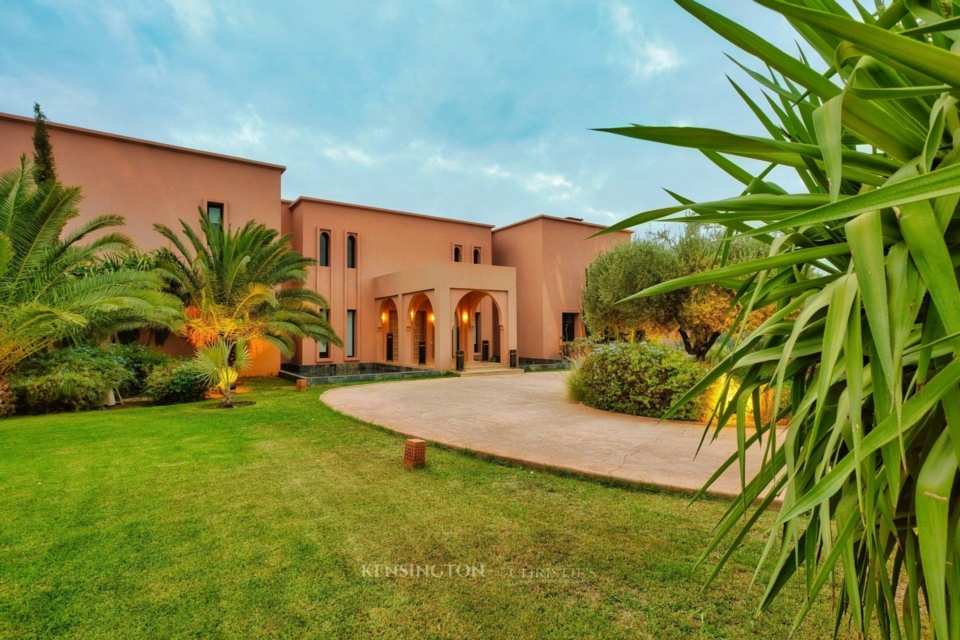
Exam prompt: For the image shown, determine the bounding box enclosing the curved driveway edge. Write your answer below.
[321,372,770,501]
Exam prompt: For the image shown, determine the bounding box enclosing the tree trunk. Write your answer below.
[220,382,235,409]
[0,376,14,417]
[677,327,721,360]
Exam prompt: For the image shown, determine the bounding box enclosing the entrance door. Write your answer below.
[387,310,398,361]
[562,313,578,343]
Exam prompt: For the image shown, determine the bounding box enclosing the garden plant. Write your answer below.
[0,159,180,415]
[600,1,960,637]
[154,213,341,408]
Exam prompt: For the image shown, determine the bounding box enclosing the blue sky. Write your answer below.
[2,1,828,228]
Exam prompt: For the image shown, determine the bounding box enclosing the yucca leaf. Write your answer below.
[917,429,958,640]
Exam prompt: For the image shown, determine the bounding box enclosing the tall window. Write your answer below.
[206,202,224,226]
[473,248,481,264]
[319,232,330,267]
[346,310,356,358]
[346,235,357,269]
[453,246,462,262]
[318,309,330,358]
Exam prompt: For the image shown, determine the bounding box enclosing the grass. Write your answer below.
[0,378,845,639]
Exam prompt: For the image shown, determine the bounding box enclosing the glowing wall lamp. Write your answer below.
[461,311,469,324]
[410,310,415,321]
[428,313,435,323]
[381,312,387,323]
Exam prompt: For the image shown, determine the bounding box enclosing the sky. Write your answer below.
[1,0,832,229]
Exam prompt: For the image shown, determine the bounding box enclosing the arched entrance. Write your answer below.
[378,298,399,363]
[453,290,504,366]
[407,293,435,367]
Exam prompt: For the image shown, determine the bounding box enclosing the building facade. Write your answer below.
[0,111,631,374]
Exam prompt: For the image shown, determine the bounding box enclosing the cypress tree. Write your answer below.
[32,103,57,184]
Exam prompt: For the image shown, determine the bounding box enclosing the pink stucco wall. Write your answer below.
[0,111,633,375]
[287,198,495,368]
[0,113,284,250]
[493,215,632,361]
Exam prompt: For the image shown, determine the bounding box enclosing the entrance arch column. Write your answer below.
[433,285,452,370]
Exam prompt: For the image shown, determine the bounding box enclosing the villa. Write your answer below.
[0,111,630,377]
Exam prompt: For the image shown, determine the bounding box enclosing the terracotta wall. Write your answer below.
[0,112,285,377]
[288,198,495,367]
[539,218,631,359]
[493,216,631,361]
[491,218,545,360]
[0,113,284,250]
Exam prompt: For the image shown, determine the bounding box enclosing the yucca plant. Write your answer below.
[0,158,181,415]
[598,1,960,637]
[154,213,341,381]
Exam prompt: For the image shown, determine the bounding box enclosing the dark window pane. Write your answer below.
[318,309,330,358]
[346,310,356,357]
[207,202,224,226]
[454,247,461,262]
[319,232,330,267]
[347,236,357,269]
[473,248,481,264]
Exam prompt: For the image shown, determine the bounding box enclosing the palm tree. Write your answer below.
[195,338,252,409]
[0,157,182,415]
[154,213,340,406]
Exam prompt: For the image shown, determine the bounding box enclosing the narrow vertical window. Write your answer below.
[318,309,330,358]
[347,235,357,269]
[454,246,462,263]
[206,202,224,226]
[473,248,481,264]
[319,232,330,267]
[346,310,356,358]
[474,311,480,351]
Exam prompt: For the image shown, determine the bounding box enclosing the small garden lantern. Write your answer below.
[403,438,426,469]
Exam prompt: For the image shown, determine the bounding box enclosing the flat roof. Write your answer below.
[492,214,633,234]
[287,196,495,229]
[0,111,286,173]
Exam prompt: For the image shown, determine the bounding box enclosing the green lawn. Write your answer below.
[0,378,843,639]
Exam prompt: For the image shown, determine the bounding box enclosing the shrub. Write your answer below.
[10,345,134,413]
[105,343,170,396]
[143,361,209,405]
[567,341,707,421]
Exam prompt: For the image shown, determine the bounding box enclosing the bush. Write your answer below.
[105,343,170,396]
[10,345,134,414]
[567,341,708,421]
[143,361,209,405]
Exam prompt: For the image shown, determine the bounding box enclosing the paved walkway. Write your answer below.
[321,372,772,500]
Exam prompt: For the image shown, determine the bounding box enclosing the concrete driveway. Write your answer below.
[321,372,772,500]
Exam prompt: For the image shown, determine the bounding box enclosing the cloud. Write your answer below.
[165,0,215,38]
[523,172,573,193]
[607,1,682,79]
[172,106,266,152]
[423,154,461,171]
[323,144,376,166]
[482,164,512,179]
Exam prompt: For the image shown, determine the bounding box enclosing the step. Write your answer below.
[458,366,524,377]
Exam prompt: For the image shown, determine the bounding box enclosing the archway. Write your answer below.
[407,293,435,367]
[453,290,504,366]
[378,298,399,363]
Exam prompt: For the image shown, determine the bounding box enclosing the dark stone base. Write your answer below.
[280,362,441,386]
[519,357,563,366]
[521,362,572,372]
